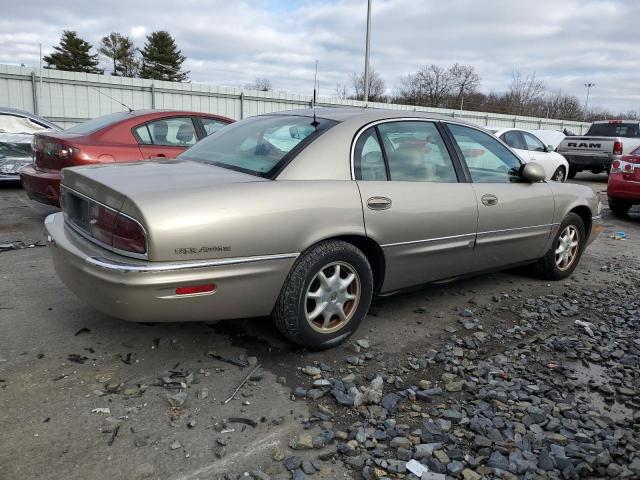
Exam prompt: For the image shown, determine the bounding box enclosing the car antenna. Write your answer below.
[311,59,319,128]
[90,87,133,112]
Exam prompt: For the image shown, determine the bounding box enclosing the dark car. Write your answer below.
[0,107,61,183]
[21,109,233,207]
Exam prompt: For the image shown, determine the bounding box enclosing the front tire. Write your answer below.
[608,198,631,217]
[272,240,373,349]
[536,213,585,280]
[551,166,566,182]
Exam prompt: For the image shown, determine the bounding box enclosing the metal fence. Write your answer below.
[0,64,590,133]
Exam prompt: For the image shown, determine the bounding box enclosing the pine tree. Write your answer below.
[98,32,139,77]
[139,31,189,82]
[44,30,103,74]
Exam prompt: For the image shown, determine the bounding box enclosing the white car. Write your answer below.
[487,128,569,182]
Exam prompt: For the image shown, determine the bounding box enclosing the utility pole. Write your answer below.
[363,0,372,104]
[313,59,318,105]
[584,83,595,120]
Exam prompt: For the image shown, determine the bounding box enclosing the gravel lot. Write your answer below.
[1,173,638,480]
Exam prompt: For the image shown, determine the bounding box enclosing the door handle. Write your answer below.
[481,194,498,206]
[367,197,392,210]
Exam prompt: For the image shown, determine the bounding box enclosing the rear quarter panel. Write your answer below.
[121,180,366,261]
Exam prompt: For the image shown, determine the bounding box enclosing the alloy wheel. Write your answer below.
[555,225,580,271]
[304,261,361,333]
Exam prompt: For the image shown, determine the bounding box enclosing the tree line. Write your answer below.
[43,30,188,82]
[338,66,638,122]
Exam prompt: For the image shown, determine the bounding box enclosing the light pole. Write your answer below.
[363,0,372,104]
[584,83,595,119]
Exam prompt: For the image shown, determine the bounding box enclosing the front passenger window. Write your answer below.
[448,124,522,183]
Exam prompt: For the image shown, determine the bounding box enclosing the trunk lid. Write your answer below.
[61,159,266,213]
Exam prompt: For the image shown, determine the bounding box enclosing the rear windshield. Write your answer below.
[178,115,336,177]
[585,123,640,137]
[65,111,131,134]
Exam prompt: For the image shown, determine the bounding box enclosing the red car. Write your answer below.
[21,110,233,207]
[608,146,640,216]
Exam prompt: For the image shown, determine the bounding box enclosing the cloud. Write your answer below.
[0,0,638,112]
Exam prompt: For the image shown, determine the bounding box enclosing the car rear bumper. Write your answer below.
[0,173,21,183]
[607,173,640,203]
[45,212,297,323]
[20,164,61,207]
[562,154,615,171]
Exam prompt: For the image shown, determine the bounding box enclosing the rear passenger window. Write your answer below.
[354,128,387,181]
[377,121,457,182]
[134,117,198,147]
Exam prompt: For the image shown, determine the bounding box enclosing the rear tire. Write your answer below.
[536,213,585,280]
[272,240,373,349]
[608,198,632,217]
[567,165,578,179]
[551,166,566,182]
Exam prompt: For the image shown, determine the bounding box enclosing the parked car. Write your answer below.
[487,128,569,182]
[21,109,233,206]
[0,107,61,183]
[45,108,601,349]
[556,120,640,178]
[607,145,640,216]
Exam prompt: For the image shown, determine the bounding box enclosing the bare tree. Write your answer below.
[349,69,386,102]
[544,90,583,121]
[505,71,546,115]
[398,65,454,108]
[449,63,480,109]
[334,83,349,100]
[249,76,273,91]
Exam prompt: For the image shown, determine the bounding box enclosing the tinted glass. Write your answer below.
[378,121,457,182]
[202,118,229,136]
[354,128,386,180]
[133,124,152,144]
[179,115,336,177]
[585,123,640,137]
[522,132,545,152]
[65,112,130,134]
[448,124,522,183]
[502,130,526,150]
[137,117,197,147]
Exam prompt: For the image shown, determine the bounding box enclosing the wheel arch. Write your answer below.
[569,205,592,241]
[300,234,386,294]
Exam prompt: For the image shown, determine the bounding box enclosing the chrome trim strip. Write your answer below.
[61,185,149,260]
[382,232,476,248]
[476,223,554,236]
[85,252,300,273]
[382,223,556,248]
[592,215,601,220]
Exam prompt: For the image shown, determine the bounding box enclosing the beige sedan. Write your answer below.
[46,108,602,349]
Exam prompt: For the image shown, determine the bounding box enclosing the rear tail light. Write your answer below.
[113,214,147,255]
[611,160,621,173]
[87,203,146,256]
[38,139,80,167]
[613,141,623,155]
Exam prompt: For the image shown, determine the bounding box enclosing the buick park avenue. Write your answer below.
[45,108,602,349]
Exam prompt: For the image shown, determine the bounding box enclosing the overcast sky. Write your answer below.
[1,0,638,112]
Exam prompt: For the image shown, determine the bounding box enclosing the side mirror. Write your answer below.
[521,162,546,182]
[546,144,555,152]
